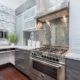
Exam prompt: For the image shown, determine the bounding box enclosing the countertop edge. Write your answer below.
[0,46,35,50]
[66,52,80,61]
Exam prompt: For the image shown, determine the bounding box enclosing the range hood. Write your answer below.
[35,1,69,22]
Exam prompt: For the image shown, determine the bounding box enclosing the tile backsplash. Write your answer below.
[0,4,15,45]
[51,17,69,47]
[34,17,69,47]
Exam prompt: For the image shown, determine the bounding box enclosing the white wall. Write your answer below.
[0,0,27,10]
[70,0,80,53]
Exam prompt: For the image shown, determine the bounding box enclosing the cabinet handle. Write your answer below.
[16,50,19,51]
[18,56,25,60]
[23,51,27,53]
[18,65,24,69]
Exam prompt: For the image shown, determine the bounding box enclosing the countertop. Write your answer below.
[0,46,36,50]
[0,46,80,61]
[66,52,80,61]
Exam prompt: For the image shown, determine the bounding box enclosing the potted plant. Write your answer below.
[8,33,17,46]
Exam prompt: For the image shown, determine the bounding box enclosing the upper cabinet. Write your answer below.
[23,6,36,21]
[15,0,36,16]
[22,6,37,31]
[23,18,36,30]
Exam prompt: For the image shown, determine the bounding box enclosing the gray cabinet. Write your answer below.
[66,58,80,80]
[15,49,30,76]
[16,15,23,46]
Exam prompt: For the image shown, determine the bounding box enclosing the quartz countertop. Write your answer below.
[66,52,80,61]
[0,46,36,50]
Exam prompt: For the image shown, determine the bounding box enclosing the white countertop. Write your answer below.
[66,52,80,61]
[0,46,36,50]
[0,46,80,61]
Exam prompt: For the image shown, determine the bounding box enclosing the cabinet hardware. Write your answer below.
[23,51,27,53]
[16,50,19,51]
[18,65,24,69]
[18,56,25,60]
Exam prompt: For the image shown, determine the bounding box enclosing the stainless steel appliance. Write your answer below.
[29,46,68,80]
[35,1,69,22]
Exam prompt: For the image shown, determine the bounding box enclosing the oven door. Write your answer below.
[30,57,65,80]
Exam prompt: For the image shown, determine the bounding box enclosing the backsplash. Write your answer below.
[34,17,69,47]
[51,17,69,47]
[0,4,15,45]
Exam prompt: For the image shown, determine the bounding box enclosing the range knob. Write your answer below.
[53,57,56,61]
[56,58,59,62]
[32,53,34,55]
[44,55,47,58]
[42,55,44,57]
[50,56,53,60]
[32,53,36,56]
[47,56,50,59]
[42,55,46,58]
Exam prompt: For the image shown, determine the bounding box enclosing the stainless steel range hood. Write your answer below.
[35,1,69,22]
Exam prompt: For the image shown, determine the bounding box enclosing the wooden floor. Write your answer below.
[0,64,30,80]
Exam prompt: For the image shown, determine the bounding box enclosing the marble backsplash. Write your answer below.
[0,4,15,45]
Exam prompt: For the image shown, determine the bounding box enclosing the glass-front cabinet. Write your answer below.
[22,6,36,30]
[23,6,36,21]
[23,18,36,30]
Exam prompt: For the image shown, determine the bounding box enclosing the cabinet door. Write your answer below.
[23,50,30,76]
[66,67,80,80]
[23,0,36,13]
[15,5,23,16]
[66,58,80,80]
[23,6,36,21]
[9,51,15,65]
[23,18,36,30]
[16,15,23,45]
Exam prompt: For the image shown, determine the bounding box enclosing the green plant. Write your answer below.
[8,34,17,43]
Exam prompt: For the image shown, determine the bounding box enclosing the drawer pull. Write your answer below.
[23,51,27,53]
[16,50,19,51]
[18,65,24,69]
[18,56,25,60]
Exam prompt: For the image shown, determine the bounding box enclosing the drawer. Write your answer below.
[15,60,25,73]
[66,58,80,71]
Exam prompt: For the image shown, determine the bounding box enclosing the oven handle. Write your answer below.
[31,57,62,69]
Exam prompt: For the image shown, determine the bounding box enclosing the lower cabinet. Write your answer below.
[66,58,80,80]
[15,49,30,76]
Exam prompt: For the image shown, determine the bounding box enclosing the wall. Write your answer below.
[0,0,26,10]
[0,4,15,45]
[69,0,80,53]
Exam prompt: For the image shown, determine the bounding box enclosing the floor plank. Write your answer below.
[0,64,30,80]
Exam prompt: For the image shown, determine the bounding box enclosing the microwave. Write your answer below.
[0,31,7,39]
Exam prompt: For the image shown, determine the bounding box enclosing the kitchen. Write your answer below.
[0,0,80,80]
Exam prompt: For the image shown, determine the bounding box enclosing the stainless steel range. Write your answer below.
[29,46,68,80]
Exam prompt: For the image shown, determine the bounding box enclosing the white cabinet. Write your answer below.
[9,51,15,65]
[23,6,36,21]
[23,18,36,30]
[22,6,37,31]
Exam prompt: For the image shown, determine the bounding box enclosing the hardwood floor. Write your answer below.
[0,64,30,80]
